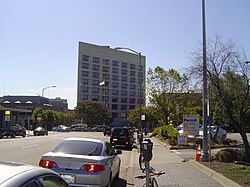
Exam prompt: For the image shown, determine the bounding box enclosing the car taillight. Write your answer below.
[84,164,105,172]
[39,159,58,169]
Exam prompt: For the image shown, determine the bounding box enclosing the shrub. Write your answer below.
[214,148,246,162]
[152,124,178,140]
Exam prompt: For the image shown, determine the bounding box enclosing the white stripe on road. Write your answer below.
[171,150,181,155]
[22,144,38,148]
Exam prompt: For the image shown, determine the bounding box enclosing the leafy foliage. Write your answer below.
[75,101,111,127]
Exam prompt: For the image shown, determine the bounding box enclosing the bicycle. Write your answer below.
[135,168,165,187]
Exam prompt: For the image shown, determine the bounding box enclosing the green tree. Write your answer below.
[189,35,250,157]
[75,101,111,127]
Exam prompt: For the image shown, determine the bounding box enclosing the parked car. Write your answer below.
[91,125,106,132]
[0,124,26,138]
[110,127,134,150]
[200,125,227,140]
[39,138,121,187]
[0,161,69,187]
[70,124,88,132]
[52,125,70,132]
[34,127,48,136]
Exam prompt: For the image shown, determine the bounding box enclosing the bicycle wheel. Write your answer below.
[139,154,146,170]
[151,177,158,187]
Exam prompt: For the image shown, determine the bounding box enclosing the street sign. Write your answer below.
[5,110,10,115]
[177,135,187,145]
[141,115,145,121]
[183,114,200,136]
[5,116,10,122]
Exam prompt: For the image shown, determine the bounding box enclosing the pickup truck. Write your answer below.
[0,124,26,139]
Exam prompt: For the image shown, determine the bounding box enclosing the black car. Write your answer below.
[34,127,48,136]
[91,125,106,132]
[110,127,134,150]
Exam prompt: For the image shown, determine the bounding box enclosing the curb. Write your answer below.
[188,159,242,187]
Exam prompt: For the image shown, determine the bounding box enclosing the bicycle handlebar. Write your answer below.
[135,171,165,179]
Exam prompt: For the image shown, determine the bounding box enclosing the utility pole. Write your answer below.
[202,0,209,162]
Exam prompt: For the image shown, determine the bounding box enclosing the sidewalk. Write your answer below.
[133,138,223,187]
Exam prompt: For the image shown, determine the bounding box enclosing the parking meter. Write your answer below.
[138,133,143,145]
[141,138,153,161]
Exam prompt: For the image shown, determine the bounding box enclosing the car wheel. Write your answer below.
[11,134,16,138]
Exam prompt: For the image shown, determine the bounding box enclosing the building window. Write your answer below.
[81,78,89,85]
[112,104,118,110]
[122,62,127,68]
[138,72,143,77]
[103,66,109,72]
[138,65,143,71]
[130,77,136,83]
[92,87,99,94]
[102,88,109,94]
[103,73,109,80]
[112,113,118,119]
[129,91,136,96]
[82,55,89,62]
[130,71,136,76]
[82,71,89,77]
[112,68,118,74]
[112,60,119,66]
[112,75,118,81]
[121,105,127,110]
[82,86,89,93]
[92,95,99,101]
[129,98,136,103]
[82,94,88,100]
[138,98,144,104]
[103,59,109,66]
[112,97,118,102]
[121,98,127,103]
[121,90,127,96]
[112,89,119,95]
[130,84,136,90]
[93,57,100,63]
[121,83,127,89]
[82,63,89,69]
[112,82,119,88]
[130,63,136,70]
[121,76,127,82]
[92,72,99,79]
[102,96,109,102]
[121,69,127,75]
[93,64,99,71]
[92,79,99,86]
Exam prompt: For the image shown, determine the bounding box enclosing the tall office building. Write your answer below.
[77,41,146,121]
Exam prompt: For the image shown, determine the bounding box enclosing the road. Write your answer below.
[0,132,223,186]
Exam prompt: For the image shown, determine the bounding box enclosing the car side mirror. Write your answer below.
[114,149,122,155]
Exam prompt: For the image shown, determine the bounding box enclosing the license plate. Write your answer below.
[60,174,75,184]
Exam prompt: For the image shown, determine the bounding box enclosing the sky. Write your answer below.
[0,0,250,109]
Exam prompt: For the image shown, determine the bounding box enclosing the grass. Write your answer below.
[203,162,250,187]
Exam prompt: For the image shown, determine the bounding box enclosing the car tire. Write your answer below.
[11,134,15,138]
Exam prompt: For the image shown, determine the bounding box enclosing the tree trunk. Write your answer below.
[240,131,250,159]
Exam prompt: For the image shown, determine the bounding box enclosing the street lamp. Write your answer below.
[42,85,56,97]
[114,47,143,126]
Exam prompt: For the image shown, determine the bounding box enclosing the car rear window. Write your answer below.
[112,128,129,137]
[52,140,103,156]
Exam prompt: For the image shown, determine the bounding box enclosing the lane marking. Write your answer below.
[22,144,38,148]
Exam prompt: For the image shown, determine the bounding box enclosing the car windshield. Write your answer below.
[112,129,129,137]
[52,140,103,156]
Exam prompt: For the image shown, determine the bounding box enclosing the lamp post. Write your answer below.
[42,85,56,97]
[202,0,209,162]
[114,47,143,128]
